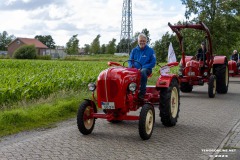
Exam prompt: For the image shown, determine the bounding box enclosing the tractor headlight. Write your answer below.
[88,83,96,91]
[203,72,208,76]
[129,82,137,92]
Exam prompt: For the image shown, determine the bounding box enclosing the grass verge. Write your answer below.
[0,90,91,137]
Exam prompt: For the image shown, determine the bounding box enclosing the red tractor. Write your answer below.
[168,22,229,98]
[77,60,180,140]
[228,60,240,77]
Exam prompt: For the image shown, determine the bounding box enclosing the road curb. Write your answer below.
[208,119,240,160]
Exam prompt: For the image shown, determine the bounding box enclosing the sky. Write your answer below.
[0,0,186,47]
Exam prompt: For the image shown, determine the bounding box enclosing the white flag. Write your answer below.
[167,42,177,63]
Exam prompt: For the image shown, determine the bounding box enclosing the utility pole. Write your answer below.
[120,0,133,54]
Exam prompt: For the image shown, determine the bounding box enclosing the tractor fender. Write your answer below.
[213,56,227,65]
[156,75,179,88]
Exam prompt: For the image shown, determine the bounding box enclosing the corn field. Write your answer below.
[0,59,178,106]
[0,59,108,106]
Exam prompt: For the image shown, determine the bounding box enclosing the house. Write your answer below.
[7,38,48,57]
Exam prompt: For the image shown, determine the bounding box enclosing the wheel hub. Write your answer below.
[171,87,178,118]
[145,110,154,134]
[84,106,94,129]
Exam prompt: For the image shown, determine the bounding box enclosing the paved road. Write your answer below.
[0,78,239,160]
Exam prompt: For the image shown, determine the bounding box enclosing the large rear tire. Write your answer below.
[77,100,97,135]
[180,82,193,93]
[214,64,229,94]
[159,78,180,127]
[139,104,155,140]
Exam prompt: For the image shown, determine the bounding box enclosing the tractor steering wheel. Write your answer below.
[123,59,142,70]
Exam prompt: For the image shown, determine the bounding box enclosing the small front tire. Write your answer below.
[139,104,155,140]
[208,75,216,98]
[77,100,97,135]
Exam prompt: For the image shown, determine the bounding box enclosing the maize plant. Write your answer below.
[0,59,107,106]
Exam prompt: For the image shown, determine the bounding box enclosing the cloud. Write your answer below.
[0,0,186,46]
[0,0,54,10]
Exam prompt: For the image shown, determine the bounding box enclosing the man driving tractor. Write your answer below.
[128,33,156,101]
[231,50,240,68]
[192,41,207,61]
[231,50,239,62]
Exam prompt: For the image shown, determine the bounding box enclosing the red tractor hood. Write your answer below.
[96,67,140,109]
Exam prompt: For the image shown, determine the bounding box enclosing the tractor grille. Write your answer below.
[98,80,119,100]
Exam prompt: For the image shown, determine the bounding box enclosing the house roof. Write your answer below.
[8,38,48,49]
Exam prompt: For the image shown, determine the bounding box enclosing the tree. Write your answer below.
[106,38,116,54]
[153,32,179,63]
[84,44,90,54]
[100,44,106,54]
[181,0,240,55]
[35,35,56,49]
[65,34,79,55]
[90,34,101,54]
[0,31,15,50]
[117,38,131,53]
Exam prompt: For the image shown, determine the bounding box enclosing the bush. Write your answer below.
[0,55,10,59]
[13,45,37,59]
[36,55,52,60]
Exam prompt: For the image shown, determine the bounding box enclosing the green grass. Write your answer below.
[64,54,128,62]
[0,90,91,137]
[148,63,179,85]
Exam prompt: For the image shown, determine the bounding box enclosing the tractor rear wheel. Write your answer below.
[214,64,229,94]
[208,75,216,98]
[159,78,180,127]
[180,82,193,92]
[77,100,97,135]
[139,104,155,140]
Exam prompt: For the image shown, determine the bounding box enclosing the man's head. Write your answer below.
[138,33,147,49]
[233,50,237,54]
[201,41,206,50]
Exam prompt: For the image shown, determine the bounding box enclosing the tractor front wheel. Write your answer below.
[159,78,180,127]
[139,104,155,140]
[77,100,97,135]
[208,75,216,98]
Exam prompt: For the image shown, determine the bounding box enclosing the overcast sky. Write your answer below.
[0,0,186,47]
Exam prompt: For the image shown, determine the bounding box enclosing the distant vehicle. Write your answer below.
[228,60,240,77]
[168,22,229,98]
